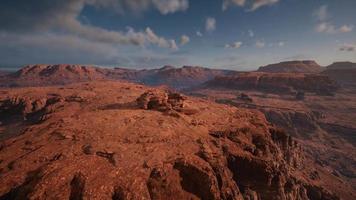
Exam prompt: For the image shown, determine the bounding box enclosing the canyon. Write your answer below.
[0,60,355,199]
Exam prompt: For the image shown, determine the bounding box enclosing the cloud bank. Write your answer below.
[313,5,353,34]
[0,0,183,49]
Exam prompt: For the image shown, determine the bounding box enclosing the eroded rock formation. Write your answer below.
[258,61,322,73]
[204,72,338,95]
[0,81,347,199]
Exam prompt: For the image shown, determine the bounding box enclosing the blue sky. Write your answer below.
[0,0,355,70]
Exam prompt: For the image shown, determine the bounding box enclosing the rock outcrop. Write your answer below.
[0,81,346,199]
[204,72,338,95]
[261,109,321,138]
[136,90,186,111]
[326,62,356,70]
[322,62,356,87]
[258,61,322,73]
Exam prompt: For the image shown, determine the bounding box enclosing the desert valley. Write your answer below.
[1,0,356,199]
[0,61,355,199]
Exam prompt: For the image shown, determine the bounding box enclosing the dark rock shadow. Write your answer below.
[100,101,138,111]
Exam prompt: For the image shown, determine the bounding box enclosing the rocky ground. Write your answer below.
[0,81,353,199]
[187,87,356,199]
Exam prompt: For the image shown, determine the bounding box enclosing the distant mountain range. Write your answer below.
[0,64,233,89]
[1,60,355,90]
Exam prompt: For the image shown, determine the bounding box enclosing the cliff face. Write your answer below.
[204,72,338,95]
[258,61,322,73]
[0,81,342,199]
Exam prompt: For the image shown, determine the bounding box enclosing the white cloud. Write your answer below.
[339,25,353,33]
[0,31,187,67]
[196,31,203,37]
[169,40,178,50]
[268,41,285,47]
[180,35,190,45]
[87,0,189,15]
[313,5,329,21]
[145,27,178,49]
[152,0,189,15]
[0,0,181,50]
[222,0,246,11]
[223,0,279,11]
[248,30,254,37]
[339,43,355,52]
[206,17,216,32]
[256,40,265,48]
[313,5,353,34]
[250,0,279,11]
[315,22,353,34]
[315,22,335,33]
[225,41,243,49]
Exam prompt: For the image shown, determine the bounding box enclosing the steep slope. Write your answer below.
[258,61,323,73]
[0,81,348,199]
[322,62,356,87]
[203,72,338,95]
[187,87,356,199]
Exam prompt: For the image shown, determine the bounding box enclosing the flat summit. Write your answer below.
[258,61,322,73]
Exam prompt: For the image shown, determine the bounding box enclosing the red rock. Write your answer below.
[204,72,338,95]
[0,81,345,199]
[258,60,322,73]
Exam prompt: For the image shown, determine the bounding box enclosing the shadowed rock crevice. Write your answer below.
[0,168,44,200]
[147,168,182,200]
[112,186,125,200]
[69,172,86,200]
[96,151,116,166]
[173,160,219,200]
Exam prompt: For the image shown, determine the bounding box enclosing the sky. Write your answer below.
[0,0,355,70]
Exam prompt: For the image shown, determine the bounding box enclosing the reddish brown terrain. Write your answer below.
[0,71,10,77]
[0,81,353,200]
[0,61,355,199]
[322,62,356,88]
[257,61,323,73]
[0,64,231,89]
[202,72,338,95]
[187,62,356,200]
[137,66,233,89]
